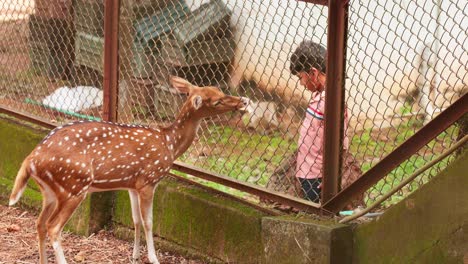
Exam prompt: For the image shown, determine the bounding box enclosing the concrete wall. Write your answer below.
[353,150,468,263]
[0,116,353,263]
[2,115,467,263]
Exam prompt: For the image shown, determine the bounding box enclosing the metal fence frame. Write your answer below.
[0,0,466,215]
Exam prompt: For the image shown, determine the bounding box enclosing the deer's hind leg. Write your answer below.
[137,185,159,264]
[37,184,57,264]
[46,194,86,264]
[129,189,142,262]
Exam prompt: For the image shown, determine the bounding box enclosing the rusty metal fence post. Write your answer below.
[322,0,349,203]
[103,0,120,122]
[86,0,121,233]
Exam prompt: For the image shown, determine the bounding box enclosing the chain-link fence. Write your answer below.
[0,0,466,212]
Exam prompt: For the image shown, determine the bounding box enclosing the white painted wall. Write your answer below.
[186,0,467,129]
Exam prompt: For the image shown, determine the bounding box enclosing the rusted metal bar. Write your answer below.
[172,161,331,215]
[103,0,120,122]
[323,93,468,213]
[0,106,57,129]
[296,0,328,6]
[322,0,349,203]
[339,134,468,224]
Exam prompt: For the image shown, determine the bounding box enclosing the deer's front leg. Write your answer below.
[138,185,159,264]
[129,190,142,262]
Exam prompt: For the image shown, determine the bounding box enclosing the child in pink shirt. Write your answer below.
[290,40,349,203]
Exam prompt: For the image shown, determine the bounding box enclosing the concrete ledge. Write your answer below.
[0,115,361,263]
[113,178,268,263]
[353,151,468,264]
[262,217,352,264]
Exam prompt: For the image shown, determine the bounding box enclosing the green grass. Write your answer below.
[175,118,459,205]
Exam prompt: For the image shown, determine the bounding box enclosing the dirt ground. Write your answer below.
[0,204,205,264]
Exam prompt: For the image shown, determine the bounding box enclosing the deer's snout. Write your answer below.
[238,97,251,111]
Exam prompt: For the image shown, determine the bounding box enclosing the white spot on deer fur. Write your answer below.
[72,185,76,189]
[64,136,69,141]
[81,163,86,168]
[72,142,77,146]
[59,157,63,161]
[45,171,53,180]
[94,128,98,131]
[66,159,71,164]
[76,134,80,138]
[166,135,170,142]
[125,135,129,138]
[154,160,159,165]
[95,179,110,183]
[109,178,123,182]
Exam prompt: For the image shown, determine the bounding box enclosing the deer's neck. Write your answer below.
[165,104,202,159]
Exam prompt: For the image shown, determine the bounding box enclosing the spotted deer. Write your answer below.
[9,76,249,264]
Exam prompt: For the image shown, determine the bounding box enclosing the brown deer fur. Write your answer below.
[9,76,248,264]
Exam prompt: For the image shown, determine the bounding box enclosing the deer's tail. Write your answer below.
[9,160,30,206]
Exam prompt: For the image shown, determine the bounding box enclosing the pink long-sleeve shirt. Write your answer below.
[296,91,349,179]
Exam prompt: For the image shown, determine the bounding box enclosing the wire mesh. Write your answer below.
[0,0,466,212]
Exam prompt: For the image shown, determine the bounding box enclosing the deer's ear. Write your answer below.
[170,76,193,94]
[192,95,203,110]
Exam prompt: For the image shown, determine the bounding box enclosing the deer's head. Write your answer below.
[170,76,249,119]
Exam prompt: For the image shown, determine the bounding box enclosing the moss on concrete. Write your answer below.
[353,151,468,264]
[262,216,352,264]
[113,225,225,264]
[113,178,267,263]
[0,118,47,208]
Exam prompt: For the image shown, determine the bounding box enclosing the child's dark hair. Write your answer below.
[290,40,327,74]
